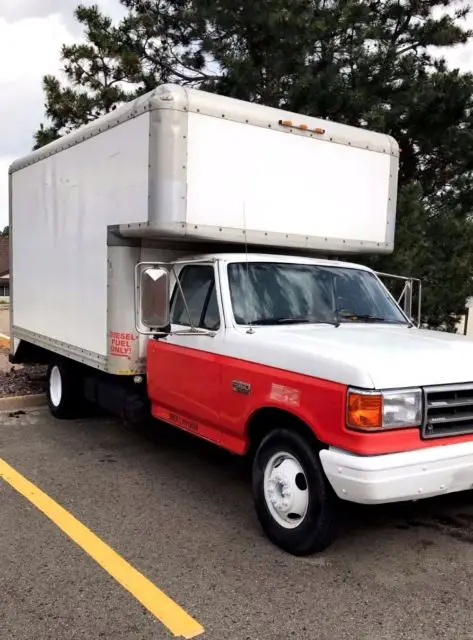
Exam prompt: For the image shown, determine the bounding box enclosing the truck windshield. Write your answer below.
[227,262,408,326]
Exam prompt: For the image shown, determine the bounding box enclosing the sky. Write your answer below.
[0,0,126,230]
[0,2,472,231]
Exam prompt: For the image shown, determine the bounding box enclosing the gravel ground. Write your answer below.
[0,347,46,398]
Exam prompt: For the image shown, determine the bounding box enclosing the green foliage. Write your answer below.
[34,0,473,329]
[0,226,8,238]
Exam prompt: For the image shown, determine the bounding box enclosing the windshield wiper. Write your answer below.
[251,317,338,326]
[338,313,386,322]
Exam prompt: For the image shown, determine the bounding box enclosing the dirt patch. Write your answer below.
[0,347,47,398]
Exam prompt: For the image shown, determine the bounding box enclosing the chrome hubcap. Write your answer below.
[263,452,309,529]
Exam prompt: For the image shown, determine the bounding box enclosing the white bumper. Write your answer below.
[319,441,473,505]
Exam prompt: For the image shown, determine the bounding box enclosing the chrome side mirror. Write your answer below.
[137,266,171,331]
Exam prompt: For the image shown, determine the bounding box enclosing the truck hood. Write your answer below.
[240,324,473,389]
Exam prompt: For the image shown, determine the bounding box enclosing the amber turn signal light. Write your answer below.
[347,391,382,430]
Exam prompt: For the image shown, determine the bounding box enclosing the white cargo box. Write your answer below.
[11,83,398,255]
[9,84,399,372]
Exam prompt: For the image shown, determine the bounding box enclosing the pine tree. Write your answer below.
[34,0,473,329]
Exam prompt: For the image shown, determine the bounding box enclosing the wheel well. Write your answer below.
[10,339,51,365]
[246,407,324,458]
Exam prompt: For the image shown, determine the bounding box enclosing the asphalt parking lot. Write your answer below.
[2,409,473,639]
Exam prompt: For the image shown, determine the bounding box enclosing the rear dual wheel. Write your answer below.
[47,360,82,419]
[252,429,338,555]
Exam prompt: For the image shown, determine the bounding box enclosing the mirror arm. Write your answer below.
[150,323,172,339]
[171,264,195,329]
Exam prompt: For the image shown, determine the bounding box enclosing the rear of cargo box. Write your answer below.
[9,109,152,370]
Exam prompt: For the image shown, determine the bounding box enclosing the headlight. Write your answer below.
[347,388,422,431]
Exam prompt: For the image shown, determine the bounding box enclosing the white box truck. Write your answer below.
[9,84,473,555]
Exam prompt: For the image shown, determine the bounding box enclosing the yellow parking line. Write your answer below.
[0,458,204,639]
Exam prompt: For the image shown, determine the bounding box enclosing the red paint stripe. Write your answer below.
[147,340,473,456]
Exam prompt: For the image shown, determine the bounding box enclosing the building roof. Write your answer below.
[0,237,9,277]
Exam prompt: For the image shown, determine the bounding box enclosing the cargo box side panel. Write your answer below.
[107,244,142,374]
[185,113,397,253]
[11,113,150,358]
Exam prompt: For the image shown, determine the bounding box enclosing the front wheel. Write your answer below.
[252,428,338,555]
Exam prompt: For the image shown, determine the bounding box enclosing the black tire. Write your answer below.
[252,428,338,555]
[46,360,82,419]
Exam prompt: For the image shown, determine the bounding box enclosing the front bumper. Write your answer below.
[319,441,473,504]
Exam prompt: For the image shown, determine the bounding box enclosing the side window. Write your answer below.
[202,284,220,330]
[171,265,221,330]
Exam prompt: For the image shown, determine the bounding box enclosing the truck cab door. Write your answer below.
[147,263,224,444]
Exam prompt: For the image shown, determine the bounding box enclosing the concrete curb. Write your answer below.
[0,335,46,412]
[0,394,47,412]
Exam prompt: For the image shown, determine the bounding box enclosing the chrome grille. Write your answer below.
[424,384,473,439]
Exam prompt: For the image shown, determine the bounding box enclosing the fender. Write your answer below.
[219,358,347,453]
[147,339,462,457]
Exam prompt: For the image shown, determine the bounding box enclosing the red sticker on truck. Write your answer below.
[109,331,136,359]
[270,383,301,407]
